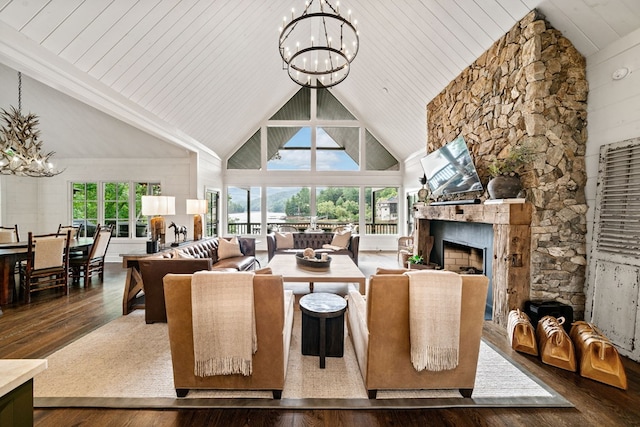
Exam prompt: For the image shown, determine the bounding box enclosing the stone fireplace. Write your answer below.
[423,9,588,320]
[415,202,532,328]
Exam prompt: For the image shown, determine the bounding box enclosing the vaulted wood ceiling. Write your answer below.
[0,0,638,162]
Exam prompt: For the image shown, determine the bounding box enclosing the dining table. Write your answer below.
[0,237,94,309]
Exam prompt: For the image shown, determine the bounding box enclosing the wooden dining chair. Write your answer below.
[20,230,71,303]
[0,224,19,243]
[70,224,113,287]
[57,223,85,259]
[57,224,80,240]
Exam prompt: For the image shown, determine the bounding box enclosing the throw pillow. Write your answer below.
[255,267,273,275]
[175,249,195,259]
[330,230,351,249]
[218,236,244,260]
[322,244,343,251]
[274,231,294,249]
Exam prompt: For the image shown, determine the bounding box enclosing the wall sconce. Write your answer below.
[142,195,175,253]
[186,199,207,240]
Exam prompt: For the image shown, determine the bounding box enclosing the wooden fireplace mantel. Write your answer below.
[414,202,533,327]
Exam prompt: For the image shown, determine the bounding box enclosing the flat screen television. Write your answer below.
[420,135,483,198]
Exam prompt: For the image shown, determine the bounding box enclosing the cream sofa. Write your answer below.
[347,269,489,398]
[163,272,294,399]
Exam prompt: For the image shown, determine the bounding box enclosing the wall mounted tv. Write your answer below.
[420,135,483,198]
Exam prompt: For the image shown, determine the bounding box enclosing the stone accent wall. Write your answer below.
[426,10,588,318]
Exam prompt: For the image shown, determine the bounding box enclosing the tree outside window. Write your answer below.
[72,182,98,238]
[316,187,359,225]
[365,187,399,234]
[205,190,219,237]
[135,183,161,238]
[104,182,130,237]
[72,181,160,239]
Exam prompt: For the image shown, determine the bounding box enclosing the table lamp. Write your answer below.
[186,199,207,240]
[142,195,175,252]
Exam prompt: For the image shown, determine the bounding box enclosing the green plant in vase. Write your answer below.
[487,144,533,199]
[407,254,424,266]
[407,255,424,268]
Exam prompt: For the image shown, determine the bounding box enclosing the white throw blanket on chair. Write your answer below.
[191,271,256,377]
[405,270,462,372]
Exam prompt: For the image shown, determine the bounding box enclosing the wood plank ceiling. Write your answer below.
[0,0,639,161]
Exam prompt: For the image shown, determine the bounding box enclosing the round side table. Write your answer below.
[299,292,347,369]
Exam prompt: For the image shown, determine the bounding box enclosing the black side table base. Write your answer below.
[319,317,326,368]
[299,292,347,369]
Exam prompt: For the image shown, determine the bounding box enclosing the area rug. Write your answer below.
[34,310,572,409]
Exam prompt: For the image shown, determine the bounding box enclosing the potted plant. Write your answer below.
[487,144,533,199]
[407,254,434,270]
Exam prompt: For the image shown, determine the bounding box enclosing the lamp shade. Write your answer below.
[186,199,207,214]
[142,196,175,216]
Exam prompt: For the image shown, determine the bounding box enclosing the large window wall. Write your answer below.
[225,86,403,242]
[226,185,398,235]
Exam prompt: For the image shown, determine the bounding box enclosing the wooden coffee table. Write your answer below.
[266,254,365,294]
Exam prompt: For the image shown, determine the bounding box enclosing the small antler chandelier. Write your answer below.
[279,0,359,89]
[0,72,63,177]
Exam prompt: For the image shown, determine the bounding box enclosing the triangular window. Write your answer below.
[228,87,398,171]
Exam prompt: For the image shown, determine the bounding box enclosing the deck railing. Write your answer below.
[226,222,398,235]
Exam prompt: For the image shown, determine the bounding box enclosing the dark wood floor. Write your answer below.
[1,252,639,427]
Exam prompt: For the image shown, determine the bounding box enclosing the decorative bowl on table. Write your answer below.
[295,252,332,271]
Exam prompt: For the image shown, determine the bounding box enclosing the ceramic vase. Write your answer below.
[487,175,521,199]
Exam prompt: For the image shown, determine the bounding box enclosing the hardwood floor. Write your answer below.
[1,251,638,426]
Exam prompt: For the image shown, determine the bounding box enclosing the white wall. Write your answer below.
[198,151,223,198]
[584,28,640,256]
[1,156,196,263]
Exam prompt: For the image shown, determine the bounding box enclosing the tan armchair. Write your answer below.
[347,270,488,398]
[163,272,294,399]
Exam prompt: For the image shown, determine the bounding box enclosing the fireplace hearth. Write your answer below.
[414,202,532,328]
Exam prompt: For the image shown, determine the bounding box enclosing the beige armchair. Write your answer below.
[347,269,488,398]
[163,272,294,399]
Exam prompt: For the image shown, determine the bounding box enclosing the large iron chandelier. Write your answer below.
[0,72,63,177]
[279,0,359,88]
